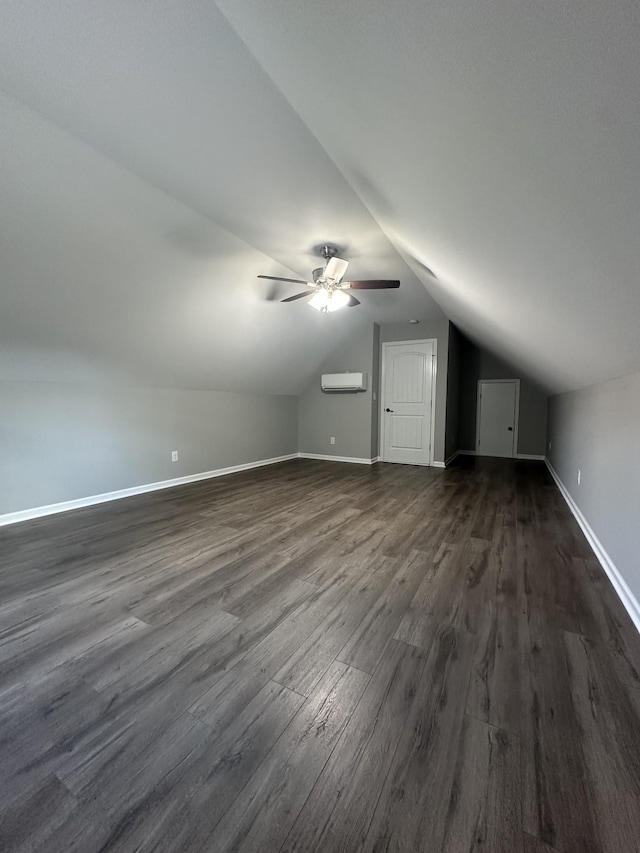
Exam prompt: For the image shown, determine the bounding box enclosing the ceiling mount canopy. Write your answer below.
[258,244,400,313]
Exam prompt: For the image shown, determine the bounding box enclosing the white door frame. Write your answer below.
[380,338,437,465]
[475,379,520,457]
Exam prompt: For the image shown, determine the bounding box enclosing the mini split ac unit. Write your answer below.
[321,372,367,392]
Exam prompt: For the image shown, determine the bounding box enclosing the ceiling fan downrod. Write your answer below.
[319,245,338,262]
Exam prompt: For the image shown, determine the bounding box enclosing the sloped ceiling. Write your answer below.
[0,1,441,395]
[2,1,640,395]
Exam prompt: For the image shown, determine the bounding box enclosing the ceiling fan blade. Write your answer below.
[258,275,311,285]
[324,257,349,282]
[281,291,314,303]
[346,293,361,307]
[344,280,401,290]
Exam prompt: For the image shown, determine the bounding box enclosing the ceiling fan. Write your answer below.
[258,245,400,312]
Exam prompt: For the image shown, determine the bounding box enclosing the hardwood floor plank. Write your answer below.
[188,568,362,734]
[576,555,640,674]
[520,611,602,851]
[360,627,473,853]
[521,830,560,852]
[104,681,304,852]
[31,800,113,853]
[273,553,399,695]
[439,715,522,853]
[78,607,239,694]
[492,514,523,611]
[0,609,145,684]
[392,540,459,650]
[208,660,370,853]
[563,629,640,852]
[393,536,492,651]
[219,556,314,619]
[0,774,77,853]
[466,602,527,736]
[280,638,429,853]
[336,548,429,674]
[471,489,499,541]
[0,674,112,811]
[56,706,211,807]
[519,526,598,637]
[126,548,292,625]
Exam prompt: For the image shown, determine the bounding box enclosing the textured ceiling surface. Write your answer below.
[2,1,640,394]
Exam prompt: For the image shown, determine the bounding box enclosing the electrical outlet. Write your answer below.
[171,450,179,462]
[577,469,581,485]
[330,437,336,445]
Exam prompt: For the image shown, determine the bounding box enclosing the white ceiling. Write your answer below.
[2,1,640,394]
[0,0,441,395]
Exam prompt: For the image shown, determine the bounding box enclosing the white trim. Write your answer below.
[371,456,381,464]
[380,338,437,466]
[432,461,446,469]
[298,453,375,465]
[429,342,438,467]
[516,453,546,461]
[476,378,520,458]
[545,458,640,635]
[458,450,477,456]
[0,454,298,527]
[445,450,461,466]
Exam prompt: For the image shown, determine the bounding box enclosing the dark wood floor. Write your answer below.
[1,458,640,852]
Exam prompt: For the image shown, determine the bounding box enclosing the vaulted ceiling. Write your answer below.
[2,1,640,395]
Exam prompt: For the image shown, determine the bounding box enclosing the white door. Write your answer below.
[381,340,435,465]
[477,380,518,458]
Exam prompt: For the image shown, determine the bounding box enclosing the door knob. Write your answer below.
[507,426,513,431]
[385,408,394,413]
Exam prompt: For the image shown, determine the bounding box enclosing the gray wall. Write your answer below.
[445,323,461,462]
[1,380,298,515]
[458,336,548,456]
[298,324,377,460]
[379,317,450,464]
[548,371,640,606]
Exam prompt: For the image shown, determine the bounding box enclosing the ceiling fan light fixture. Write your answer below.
[326,289,349,312]
[309,289,329,311]
[309,288,349,312]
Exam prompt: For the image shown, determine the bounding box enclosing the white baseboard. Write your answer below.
[363,457,441,467]
[545,458,640,635]
[444,450,461,466]
[458,450,545,461]
[0,453,299,527]
[298,453,376,465]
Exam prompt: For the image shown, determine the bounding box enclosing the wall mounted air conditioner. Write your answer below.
[321,372,368,392]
